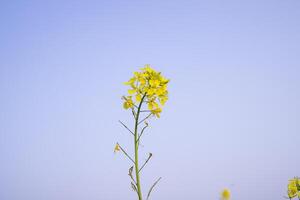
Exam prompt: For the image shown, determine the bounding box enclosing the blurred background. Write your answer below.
[0,0,299,199]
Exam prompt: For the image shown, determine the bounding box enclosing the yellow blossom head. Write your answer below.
[221,189,230,200]
[123,65,169,118]
[287,177,300,199]
[122,96,134,109]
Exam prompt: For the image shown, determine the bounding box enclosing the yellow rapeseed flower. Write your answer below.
[221,189,230,200]
[151,107,162,118]
[288,178,300,199]
[114,143,120,153]
[123,65,169,117]
[123,96,134,109]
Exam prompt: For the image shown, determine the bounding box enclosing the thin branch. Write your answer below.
[119,120,134,136]
[138,113,152,125]
[139,153,152,172]
[140,110,151,113]
[147,177,162,200]
[117,143,135,164]
[137,122,149,145]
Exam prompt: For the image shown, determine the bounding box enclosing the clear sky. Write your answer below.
[0,0,300,200]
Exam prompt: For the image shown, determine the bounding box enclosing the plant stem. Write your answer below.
[134,94,146,200]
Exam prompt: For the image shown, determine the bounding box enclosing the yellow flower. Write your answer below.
[147,98,159,110]
[123,65,169,118]
[114,143,120,153]
[156,85,166,96]
[124,77,136,87]
[159,95,168,106]
[123,96,134,109]
[151,107,162,118]
[221,189,230,200]
[288,178,300,199]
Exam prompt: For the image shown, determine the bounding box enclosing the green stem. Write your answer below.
[134,94,146,200]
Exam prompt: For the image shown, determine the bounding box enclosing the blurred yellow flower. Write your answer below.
[114,143,120,153]
[287,178,300,199]
[123,65,169,118]
[221,189,230,200]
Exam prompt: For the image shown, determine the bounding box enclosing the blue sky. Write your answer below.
[0,1,300,199]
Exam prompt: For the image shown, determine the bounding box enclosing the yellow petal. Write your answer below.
[147,88,155,96]
[149,79,160,88]
[128,89,136,95]
[148,102,153,110]
[136,94,141,102]
[124,77,136,85]
[159,96,168,106]
[114,143,120,153]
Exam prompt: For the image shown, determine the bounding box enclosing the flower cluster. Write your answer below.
[122,65,169,118]
[287,177,300,199]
